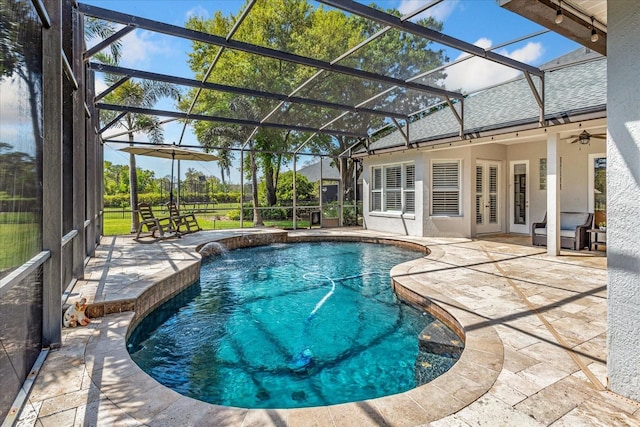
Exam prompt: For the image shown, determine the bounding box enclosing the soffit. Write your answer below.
[499,0,606,55]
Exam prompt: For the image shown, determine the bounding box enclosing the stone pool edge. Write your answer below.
[92,231,503,425]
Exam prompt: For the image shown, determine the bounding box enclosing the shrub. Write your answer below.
[262,207,288,220]
[226,207,253,221]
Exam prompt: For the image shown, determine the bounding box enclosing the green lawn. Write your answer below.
[103,213,312,236]
[0,222,40,271]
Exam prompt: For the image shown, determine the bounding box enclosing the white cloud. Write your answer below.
[0,77,39,146]
[185,6,209,21]
[504,42,544,64]
[119,30,174,69]
[398,0,459,22]
[444,39,544,93]
[0,78,26,124]
[94,76,108,95]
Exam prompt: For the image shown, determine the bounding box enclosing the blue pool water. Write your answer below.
[128,242,460,409]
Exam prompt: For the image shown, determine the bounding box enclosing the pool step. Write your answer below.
[418,320,464,356]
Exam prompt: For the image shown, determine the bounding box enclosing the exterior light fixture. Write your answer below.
[578,131,591,145]
[555,1,564,24]
[591,17,599,42]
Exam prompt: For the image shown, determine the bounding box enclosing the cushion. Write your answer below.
[560,213,589,230]
[534,228,577,238]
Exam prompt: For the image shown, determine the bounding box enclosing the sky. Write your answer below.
[81,0,581,184]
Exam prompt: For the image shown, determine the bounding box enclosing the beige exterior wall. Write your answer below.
[422,147,471,237]
[362,129,605,239]
[607,0,640,401]
[362,151,424,236]
[506,137,605,232]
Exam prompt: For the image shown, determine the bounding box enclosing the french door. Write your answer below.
[509,160,529,234]
[475,161,501,233]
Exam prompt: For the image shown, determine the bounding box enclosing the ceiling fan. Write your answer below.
[563,130,606,145]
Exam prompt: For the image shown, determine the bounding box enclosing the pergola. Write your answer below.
[70,0,575,226]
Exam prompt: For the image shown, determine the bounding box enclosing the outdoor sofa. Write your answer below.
[531,211,593,250]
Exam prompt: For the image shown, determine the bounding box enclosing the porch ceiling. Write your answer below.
[500,0,607,55]
[79,0,605,158]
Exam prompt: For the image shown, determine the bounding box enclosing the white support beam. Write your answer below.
[546,132,560,256]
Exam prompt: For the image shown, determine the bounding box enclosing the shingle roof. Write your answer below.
[363,48,606,153]
[297,158,340,181]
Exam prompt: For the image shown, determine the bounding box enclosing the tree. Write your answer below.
[101,77,180,232]
[274,171,313,203]
[136,168,157,194]
[183,1,447,216]
[84,17,121,64]
[0,142,37,201]
[87,15,179,230]
[103,161,129,195]
[302,8,448,202]
[194,97,265,225]
[183,0,320,211]
[183,168,207,196]
[1,1,42,115]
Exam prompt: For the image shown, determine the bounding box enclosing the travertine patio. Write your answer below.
[15,229,640,426]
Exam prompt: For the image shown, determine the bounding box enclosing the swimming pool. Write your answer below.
[127,241,461,409]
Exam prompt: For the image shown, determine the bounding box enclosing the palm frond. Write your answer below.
[84,17,122,63]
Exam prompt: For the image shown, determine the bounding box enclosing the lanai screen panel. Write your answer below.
[80,0,563,154]
[0,0,45,420]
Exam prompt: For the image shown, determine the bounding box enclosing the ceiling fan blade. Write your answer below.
[591,134,607,139]
[561,135,578,140]
[566,137,579,144]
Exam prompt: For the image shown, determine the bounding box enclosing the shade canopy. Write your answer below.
[120,144,220,206]
[119,144,220,161]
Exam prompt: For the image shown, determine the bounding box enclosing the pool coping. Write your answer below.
[82,231,502,426]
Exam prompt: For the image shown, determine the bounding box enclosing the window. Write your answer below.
[539,158,547,190]
[385,166,402,211]
[405,164,415,213]
[370,163,415,214]
[371,167,382,212]
[539,157,563,190]
[431,160,461,216]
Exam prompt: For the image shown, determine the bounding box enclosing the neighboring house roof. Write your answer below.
[297,158,340,181]
[359,48,606,155]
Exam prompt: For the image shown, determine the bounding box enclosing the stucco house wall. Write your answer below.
[607,0,640,401]
[362,135,605,239]
[506,137,606,231]
[423,147,472,237]
[362,151,424,236]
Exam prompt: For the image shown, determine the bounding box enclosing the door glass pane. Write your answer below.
[513,164,527,225]
[594,157,606,227]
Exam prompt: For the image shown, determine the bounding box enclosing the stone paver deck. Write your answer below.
[15,229,640,426]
